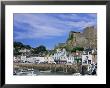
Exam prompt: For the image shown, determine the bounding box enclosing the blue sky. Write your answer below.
[14,13,97,50]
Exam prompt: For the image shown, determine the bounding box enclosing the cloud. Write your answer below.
[64,13,97,30]
[67,20,96,30]
[14,25,68,39]
[14,13,97,40]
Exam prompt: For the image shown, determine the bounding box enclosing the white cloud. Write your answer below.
[14,14,70,40]
[67,20,96,29]
[14,13,97,40]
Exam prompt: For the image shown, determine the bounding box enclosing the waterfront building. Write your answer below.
[82,48,97,65]
[73,51,82,64]
[53,48,67,64]
[48,56,56,64]
[21,56,46,63]
[44,54,56,64]
[13,56,21,63]
[81,48,97,74]
[82,50,92,65]
[53,48,74,64]
[67,54,74,64]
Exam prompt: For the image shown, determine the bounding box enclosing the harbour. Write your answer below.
[13,63,96,76]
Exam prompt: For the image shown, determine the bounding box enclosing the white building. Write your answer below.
[82,51,92,65]
[13,56,21,63]
[67,55,74,63]
[21,56,46,63]
[19,48,74,64]
[53,48,74,64]
[45,56,56,64]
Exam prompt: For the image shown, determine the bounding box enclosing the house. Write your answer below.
[82,54,92,65]
[81,49,97,74]
[44,55,56,64]
[13,56,21,63]
[67,54,74,64]
[48,56,56,64]
[82,48,97,65]
[73,51,82,64]
[21,56,46,63]
[82,50,92,65]
[53,48,74,64]
[53,48,67,64]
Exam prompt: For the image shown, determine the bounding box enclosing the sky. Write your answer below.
[14,13,97,50]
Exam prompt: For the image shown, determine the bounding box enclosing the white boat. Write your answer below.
[16,69,37,76]
[16,70,28,75]
[73,73,81,76]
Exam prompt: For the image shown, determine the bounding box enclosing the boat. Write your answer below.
[16,69,37,76]
[16,69,28,75]
[73,73,81,76]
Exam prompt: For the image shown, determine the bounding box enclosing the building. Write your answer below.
[67,54,74,64]
[82,48,97,65]
[82,50,92,65]
[20,56,46,63]
[53,48,74,64]
[53,48,67,64]
[44,55,56,64]
[13,56,21,63]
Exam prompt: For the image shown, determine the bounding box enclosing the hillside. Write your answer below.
[56,26,97,51]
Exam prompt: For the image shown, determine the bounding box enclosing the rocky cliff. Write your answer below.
[56,26,97,51]
[66,26,97,49]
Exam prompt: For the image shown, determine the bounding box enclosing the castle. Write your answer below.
[56,26,97,50]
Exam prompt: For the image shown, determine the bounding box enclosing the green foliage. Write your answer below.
[14,41,24,49]
[14,41,48,56]
[24,45,31,49]
[65,46,72,52]
[14,41,31,49]
[35,45,46,53]
[67,34,74,41]
[71,47,84,52]
[33,45,47,56]
[14,42,23,55]
[14,48,22,56]
[14,41,31,56]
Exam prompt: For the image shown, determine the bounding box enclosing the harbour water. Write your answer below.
[13,68,80,76]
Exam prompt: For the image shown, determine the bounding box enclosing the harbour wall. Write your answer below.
[14,63,87,74]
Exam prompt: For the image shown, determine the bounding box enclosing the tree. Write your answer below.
[14,48,22,56]
[36,45,46,53]
[14,41,24,49]
[33,45,47,56]
[14,41,32,56]
[24,45,31,49]
[14,41,24,55]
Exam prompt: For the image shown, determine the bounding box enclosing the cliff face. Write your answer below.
[55,26,97,51]
[83,26,97,49]
[66,26,97,49]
